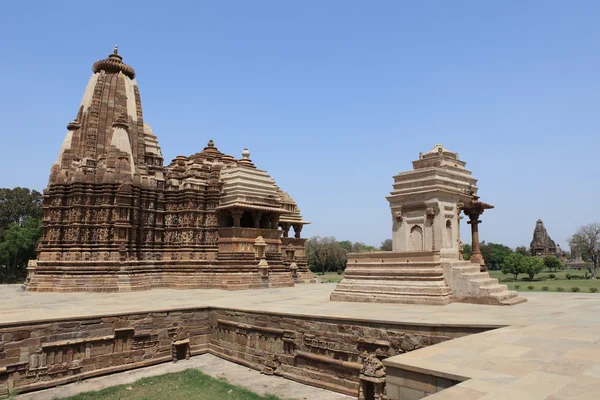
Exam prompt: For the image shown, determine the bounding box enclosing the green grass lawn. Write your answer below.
[58,369,280,400]
[316,271,345,283]
[489,269,600,293]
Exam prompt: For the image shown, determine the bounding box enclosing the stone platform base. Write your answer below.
[23,260,317,292]
[330,251,525,306]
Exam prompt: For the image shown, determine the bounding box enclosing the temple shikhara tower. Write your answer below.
[530,219,564,258]
[24,47,314,292]
[331,144,525,305]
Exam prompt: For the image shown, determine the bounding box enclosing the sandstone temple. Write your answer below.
[530,219,564,258]
[331,144,525,306]
[24,47,314,292]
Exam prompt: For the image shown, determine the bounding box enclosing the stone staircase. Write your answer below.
[442,260,526,306]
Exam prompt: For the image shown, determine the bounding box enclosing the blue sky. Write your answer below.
[0,1,598,249]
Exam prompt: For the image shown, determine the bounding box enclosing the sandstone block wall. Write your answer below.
[0,308,491,398]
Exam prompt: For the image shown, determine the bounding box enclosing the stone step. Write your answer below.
[330,290,451,305]
[490,290,520,302]
[346,268,446,276]
[469,277,498,286]
[479,284,507,294]
[335,283,451,295]
[451,265,482,274]
[499,294,528,306]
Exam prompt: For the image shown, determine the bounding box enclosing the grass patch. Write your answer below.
[60,369,280,400]
[489,269,600,293]
[317,272,345,283]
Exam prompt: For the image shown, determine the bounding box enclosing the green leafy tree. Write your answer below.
[462,243,472,260]
[570,223,600,279]
[351,242,378,253]
[0,217,41,283]
[501,253,524,281]
[0,188,42,238]
[515,246,529,256]
[306,236,347,275]
[481,241,513,270]
[543,255,563,272]
[380,239,393,251]
[521,256,545,281]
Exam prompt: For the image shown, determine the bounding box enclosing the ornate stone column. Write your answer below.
[467,213,484,266]
[280,222,291,237]
[292,223,303,239]
[231,209,243,227]
[253,212,262,229]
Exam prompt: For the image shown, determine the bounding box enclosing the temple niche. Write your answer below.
[331,144,525,306]
[24,48,315,292]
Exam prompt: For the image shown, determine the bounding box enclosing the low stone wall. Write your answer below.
[0,307,494,399]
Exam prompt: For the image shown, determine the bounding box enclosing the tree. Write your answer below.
[351,242,378,253]
[0,188,43,239]
[462,243,472,260]
[543,255,563,272]
[305,236,347,275]
[481,242,513,270]
[570,223,600,279]
[515,246,529,256]
[0,217,41,283]
[380,239,393,251]
[521,256,545,281]
[501,253,524,281]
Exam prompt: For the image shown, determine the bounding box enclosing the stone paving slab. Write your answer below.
[2,284,600,399]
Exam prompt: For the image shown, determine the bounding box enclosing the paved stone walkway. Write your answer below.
[2,283,600,399]
[16,353,351,400]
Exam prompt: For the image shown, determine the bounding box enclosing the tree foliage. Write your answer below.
[480,241,513,270]
[570,223,600,279]
[501,253,524,281]
[515,246,529,256]
[521,256,545,281]
[0,188,42,284]
[501,253,545,281]
[306,236,347,275]
[0,187,42,238]
[306,236,377,274]
[380,239,393,251]
[543,255,563,272]
[462,243,472,260]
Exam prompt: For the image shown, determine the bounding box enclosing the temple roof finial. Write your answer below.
[113,45,119,55]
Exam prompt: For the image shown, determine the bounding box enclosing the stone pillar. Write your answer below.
[281,223,291,238]
[467,213,484,266]
[269,216,279,230]
[231,210,243,227]
[293,224,303,239]
[253,212,262,229]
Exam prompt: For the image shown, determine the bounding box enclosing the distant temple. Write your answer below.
[24,47,314,292]
[530,219,564,258]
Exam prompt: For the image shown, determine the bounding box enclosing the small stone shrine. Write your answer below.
[24,47,315,292]
[331,144,525,305]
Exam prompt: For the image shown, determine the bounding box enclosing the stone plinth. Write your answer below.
[330,251,452,305]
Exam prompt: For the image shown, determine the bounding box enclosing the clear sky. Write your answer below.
[0,1,598,250]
